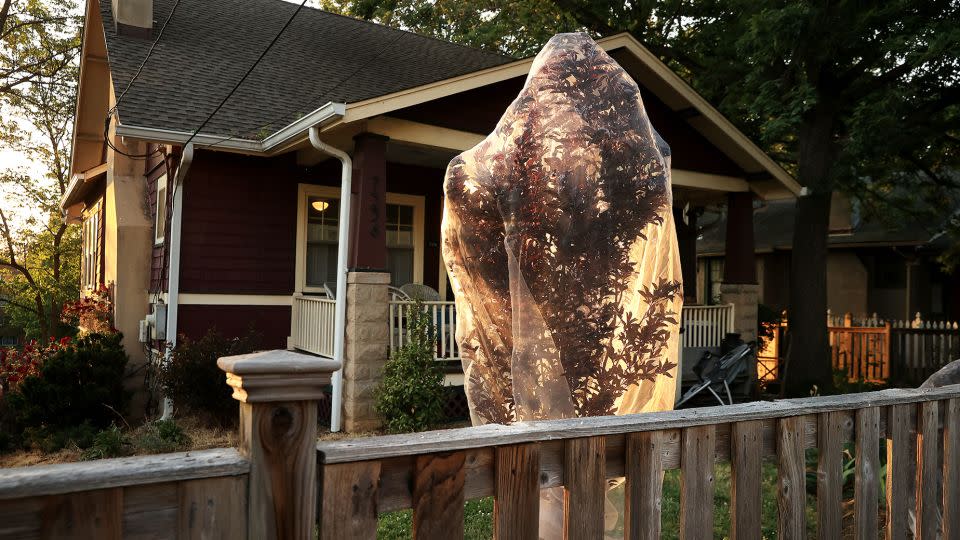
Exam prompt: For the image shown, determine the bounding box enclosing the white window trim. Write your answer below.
[154,173,168,245]
[295,184,425,294]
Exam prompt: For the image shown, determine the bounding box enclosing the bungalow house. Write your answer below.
[62,0,801,430]
[696,196,959,322]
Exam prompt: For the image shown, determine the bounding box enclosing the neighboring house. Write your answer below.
[0,299,23,348]
[697,196,958,321]
[62,0,800,429]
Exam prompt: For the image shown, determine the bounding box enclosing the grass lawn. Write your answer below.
[378,460,823,539]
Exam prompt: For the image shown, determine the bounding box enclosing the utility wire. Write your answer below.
[199,30,408,150]
[104,0,185,160]
[182,0,310,148]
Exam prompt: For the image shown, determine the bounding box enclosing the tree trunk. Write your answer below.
[783,106,836,397]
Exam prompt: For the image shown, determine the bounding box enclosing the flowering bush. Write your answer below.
[0,337,71,397]
[61,285,115,335]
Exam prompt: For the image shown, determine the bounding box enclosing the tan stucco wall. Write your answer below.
[104,83,153,407]
[826,252,868,317]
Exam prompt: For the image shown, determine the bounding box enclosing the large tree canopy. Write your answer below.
[0,0,81,340]
[332,0,960,395]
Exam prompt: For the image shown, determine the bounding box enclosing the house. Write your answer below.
[61,0,801,430]
[696,196,958,322]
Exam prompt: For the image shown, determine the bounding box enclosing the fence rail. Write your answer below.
[316,385,960,538]
[2,348,960,539]
[680,303,735,349]
[292,293,337,358]
[389,301,460,361]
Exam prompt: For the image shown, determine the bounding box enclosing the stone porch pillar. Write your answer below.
[720,192,759,343]
[350,133,389,272]
[342,271,391,432]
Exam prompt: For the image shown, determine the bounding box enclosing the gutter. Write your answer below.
[114,102,346,155]
[161,142,194,420]
[308,126,351,433]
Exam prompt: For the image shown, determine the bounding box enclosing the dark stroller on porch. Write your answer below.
[677,342,755,407]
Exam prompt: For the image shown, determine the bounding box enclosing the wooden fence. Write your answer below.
[3,350,960,539]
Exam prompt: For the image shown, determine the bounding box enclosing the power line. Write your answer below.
[199,29,409,150]
[104,0,185,160]
[182,0,310,148]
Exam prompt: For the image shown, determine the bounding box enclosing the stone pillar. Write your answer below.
[350,133,389,272]
[720,283,760,343]
[218,349,340,539]
[342,271,390,432]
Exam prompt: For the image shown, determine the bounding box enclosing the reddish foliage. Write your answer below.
[0,337,71,396]
[61,285,116,335]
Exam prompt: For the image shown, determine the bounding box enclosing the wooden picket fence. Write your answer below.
[2,350,960,539]
[826,311,960,385]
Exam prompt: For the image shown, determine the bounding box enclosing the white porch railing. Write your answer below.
[680,303,735,348]
[292,293,336,358]
[389,301,459,361]
[387,301,736,361]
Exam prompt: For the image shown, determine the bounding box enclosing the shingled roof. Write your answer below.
[101,0,511,139]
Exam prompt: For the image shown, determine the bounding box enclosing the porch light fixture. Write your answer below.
[312,200,330,212]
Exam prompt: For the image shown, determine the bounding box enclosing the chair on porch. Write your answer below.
[399,283,440,302]
[676,342,754,407]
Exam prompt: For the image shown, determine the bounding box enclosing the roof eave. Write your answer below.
[114,102,346,156]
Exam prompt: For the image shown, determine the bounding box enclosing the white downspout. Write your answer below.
[161,143,194,420]
[308,126,351,433]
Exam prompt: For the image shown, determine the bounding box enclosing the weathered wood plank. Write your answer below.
[624,431,664,540]
[731,420,762,540]
[178,476,247,540]
[317,386,960,464]
[680,425,714,540]
[855,407,880,540]
[411,452,465,539]
[943,398,960,540]
[319,461,381,540]
[885,404,918,540]
[916,400,939,540]
[563,437,605,539]
[0,448,248,500]
[494,443,540,540]
[817,412,844,540]
[121,481,179,540]
[777,415,806,540]
[40,487,123,540]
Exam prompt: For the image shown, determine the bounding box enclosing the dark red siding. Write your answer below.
[177,305,291,349]
[179,151,302,294]
[145,144,178,293]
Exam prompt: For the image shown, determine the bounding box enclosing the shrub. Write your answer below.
[158,327,262,427]
[82,425,132,460]
[134,419,191,454]
[3,333,129,451]
[375,300,446,433]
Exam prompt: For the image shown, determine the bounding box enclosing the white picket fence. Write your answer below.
[680,304,736,349]
[291,293,336,358]
[389,301,459,361]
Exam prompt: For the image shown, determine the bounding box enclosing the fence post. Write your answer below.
[219,350,340,540]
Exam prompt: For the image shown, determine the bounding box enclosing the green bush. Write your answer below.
[134,419,191,454]
[3,333,129,451]
[82,425,132,460]
[375,300,446,433]
[158,327,261,427]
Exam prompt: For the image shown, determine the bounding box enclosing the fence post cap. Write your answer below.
[218,349,340,403]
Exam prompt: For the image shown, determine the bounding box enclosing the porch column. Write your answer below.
[349,133,389,272]
[342,271,390,432]
[720,192,759,343]
[674,205,700,304]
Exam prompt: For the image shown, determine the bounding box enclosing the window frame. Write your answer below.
[295,184,425,294]
[81,198,103,291]
[154,173,168,245]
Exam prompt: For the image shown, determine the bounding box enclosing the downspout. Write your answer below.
[308,127,351,433]
[161,143,195,420]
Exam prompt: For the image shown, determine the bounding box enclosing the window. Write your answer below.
[386,203,415,286]
[81,199,102,289]
[155,174,167,244]
[296,185,424,293]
